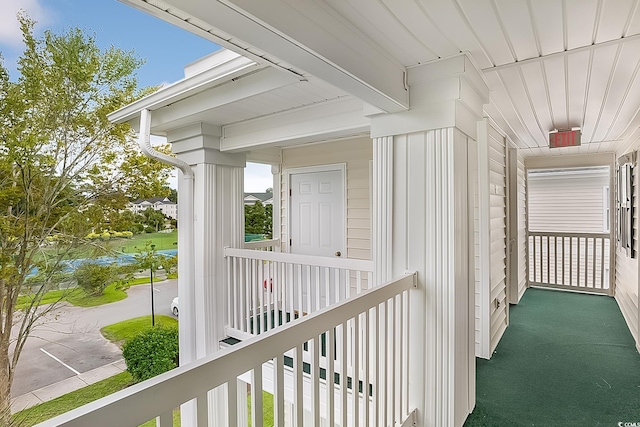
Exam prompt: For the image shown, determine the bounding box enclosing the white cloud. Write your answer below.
[0,0,49,46]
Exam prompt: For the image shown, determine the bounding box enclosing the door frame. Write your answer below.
[284,163,347,256]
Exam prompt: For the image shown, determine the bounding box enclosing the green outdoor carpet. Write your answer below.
[465,287,640,427]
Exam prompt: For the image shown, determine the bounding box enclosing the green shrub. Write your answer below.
[122,326,179,383]
[74,262,118,296]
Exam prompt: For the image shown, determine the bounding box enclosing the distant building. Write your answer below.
[243,192,273,206]
[129,197,178,219]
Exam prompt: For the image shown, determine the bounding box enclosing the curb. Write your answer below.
[11,359,127,414]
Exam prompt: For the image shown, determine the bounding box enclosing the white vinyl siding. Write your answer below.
[615,150,639,348]
[280,137,372,261]
[488,125,508,355]
[475,121,508,358]
[515,151,528,303]
[527,169,609,233]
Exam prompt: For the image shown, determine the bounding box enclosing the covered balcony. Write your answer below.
[32,1,640,426]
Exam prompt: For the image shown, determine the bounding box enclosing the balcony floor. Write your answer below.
[465,287,640,426]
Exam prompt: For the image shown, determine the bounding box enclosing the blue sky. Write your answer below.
[0,0,274,192]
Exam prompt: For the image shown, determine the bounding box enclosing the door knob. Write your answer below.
[335,251,342,257]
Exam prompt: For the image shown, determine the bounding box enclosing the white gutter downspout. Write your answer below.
[138,108,196,367]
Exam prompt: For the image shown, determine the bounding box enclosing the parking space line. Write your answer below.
[40,348,81,375]
[153,287,160,292]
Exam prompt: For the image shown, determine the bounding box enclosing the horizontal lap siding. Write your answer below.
[517,153,527,302]
[488,125,507,354]
[615,151,639,347]
[528,173,609,233]
[281,137,372,261]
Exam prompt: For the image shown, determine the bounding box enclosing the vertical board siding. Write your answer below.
[488,125,508,354]
[517,152,528,302]
[615,149,639,346]
[281,137,373,260]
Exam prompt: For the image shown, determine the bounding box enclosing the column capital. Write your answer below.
[368,54,489,140]
[167,123,246,167]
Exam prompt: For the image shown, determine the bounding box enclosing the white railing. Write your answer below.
[528,231,612,294]
[37,272,417,427]
[225,248,374,337]
[244,238,280,251]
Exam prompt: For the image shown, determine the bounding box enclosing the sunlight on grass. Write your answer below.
[12,372,133,427]
[65,283,128,307]
[101,315,178,345]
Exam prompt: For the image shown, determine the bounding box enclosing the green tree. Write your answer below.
[73,262,119,296]
[245,201,266,235]
[264,203,273,238]
[140,207,167,232]
[0,14,171,421]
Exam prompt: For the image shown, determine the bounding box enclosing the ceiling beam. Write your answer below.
[120,0,408,113]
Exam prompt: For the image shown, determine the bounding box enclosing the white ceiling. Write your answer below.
[122,0,640,158]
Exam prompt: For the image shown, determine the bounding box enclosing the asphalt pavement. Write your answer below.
[11,279,178,400]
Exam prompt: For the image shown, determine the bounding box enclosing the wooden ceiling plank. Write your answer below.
[565,0,600,49]
[528,0,564,55]
[493,0,539,62]
[456,0,515,65]
[381,0,460,60]
[596,0,636,42]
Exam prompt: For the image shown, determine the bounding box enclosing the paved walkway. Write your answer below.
[11,359,127,414]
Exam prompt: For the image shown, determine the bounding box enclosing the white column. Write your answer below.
[272,164,282,249]
[169,123,245,426]
[372,136,393,285]
[370,55,488,427]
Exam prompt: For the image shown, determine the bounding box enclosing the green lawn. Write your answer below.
[12,372,134,426]
[100,315,178,345]
[111,231,178,253]
[16,282,128,310]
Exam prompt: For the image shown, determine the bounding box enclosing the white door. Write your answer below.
[290,169,344,257]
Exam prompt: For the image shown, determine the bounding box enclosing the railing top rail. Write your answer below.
[528,231,610,239]
[225,246,375,271]
[243,238,280,249]
[38,271,417,427]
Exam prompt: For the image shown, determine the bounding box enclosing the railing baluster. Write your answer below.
[327,327,335,427]
[312,335,320,426]
[227,255,233,331]
[546,235,550,284]
[402,290,410,416]
[315,266,321,312]
[306,264,312,316]
[296,264,303,318]
[380,301,387,426]
[592,237,596,288]
[252,364,264,427]
[274,354,285,427]
[259,259,265,333]
[295,344,304,427]
[245,259,250,333]
[325,267,330,309]
[353,314,360,427]
[340,321,348,427]
[532,235,537,283]
[600,238,605,289]
[553,236,558,283]
[389,298,396,424]
[363,308,370,427]
[577,237,581,287]
[561,237,565,285]
[357,270,363,294]
[268,261,274,331]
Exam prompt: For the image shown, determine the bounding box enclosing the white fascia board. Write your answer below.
[221,97,370,151]
[149,67,302,129]
[120,0,408,113]
[107,54,259,124]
